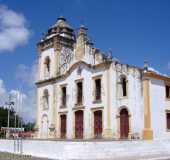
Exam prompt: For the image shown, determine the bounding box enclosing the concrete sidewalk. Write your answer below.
[0,139,170,159]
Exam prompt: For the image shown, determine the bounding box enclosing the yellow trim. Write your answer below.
[144,71,170,82]
[143,78,153,140]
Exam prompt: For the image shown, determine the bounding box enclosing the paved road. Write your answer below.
[0,152,56,160]
[0,152,170,160]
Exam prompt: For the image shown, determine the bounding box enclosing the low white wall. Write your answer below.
[0,139,170,159]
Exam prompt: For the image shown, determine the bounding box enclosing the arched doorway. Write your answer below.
[120,108,129,139]
[60,114,66,138]
[94,110,102,138]
[41,115,48,139]
[75,110,83,139]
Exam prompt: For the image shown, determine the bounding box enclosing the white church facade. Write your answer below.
[35,17,170,140]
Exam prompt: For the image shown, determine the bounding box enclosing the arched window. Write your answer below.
[118,75,127,97]
[121,77,127,97]
[43,89,49,110]
[44,56,50,78]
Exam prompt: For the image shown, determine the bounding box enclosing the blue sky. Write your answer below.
[0,0,170,121]
[0,0,170,89]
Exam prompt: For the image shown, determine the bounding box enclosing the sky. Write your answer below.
[0,0,170,122]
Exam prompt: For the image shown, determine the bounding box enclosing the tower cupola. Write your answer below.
[38,16,75,52]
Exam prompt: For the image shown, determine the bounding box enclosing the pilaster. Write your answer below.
[143,78,153,140]
[103,65,113,139]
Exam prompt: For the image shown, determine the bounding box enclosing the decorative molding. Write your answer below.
[58,111,68,114]
[90,106,104,111]
[92,74,102,79]
[72,105,85,111]
[75,78,84,82]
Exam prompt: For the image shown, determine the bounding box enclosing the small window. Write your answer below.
[61,86,67,107]
[121,77,127,97]
[43,89,49,110]
[44,56,50,78]
[95,79,101,101]
[166,85,170,99]
[166,112,170,130]
[77,82,83,105]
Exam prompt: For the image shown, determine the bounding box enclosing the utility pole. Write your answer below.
[5,94,14,138]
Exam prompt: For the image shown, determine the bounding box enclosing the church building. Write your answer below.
[35,17,170,140]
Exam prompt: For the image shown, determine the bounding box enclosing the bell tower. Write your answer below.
[37,16,75,78]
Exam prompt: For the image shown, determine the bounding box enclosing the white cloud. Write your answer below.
[0,79,8,105]
[10,88,36,123]
[0,5,30,52]
[15,62,38,87]
[15,62,38,122]
[0,79,6,95]
[168,62,170,70]
[0,78,36,122]
[0,62,38,122]
[21,89,36,122]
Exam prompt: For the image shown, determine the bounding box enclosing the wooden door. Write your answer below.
[75,110,83,139]
[94,110,102,138]
[60,115,66,138]
[120,109,129,139]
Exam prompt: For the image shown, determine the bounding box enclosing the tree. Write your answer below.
[0,106,21,128]
[22,122,35,132]
[0,106,35,134]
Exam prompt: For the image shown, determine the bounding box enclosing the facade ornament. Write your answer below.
[49,123,55,132]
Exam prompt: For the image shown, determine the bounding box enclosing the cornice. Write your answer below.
[143,71,170,82]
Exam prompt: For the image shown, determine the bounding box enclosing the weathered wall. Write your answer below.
[37,61,146,139]
[150,78,170,139]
